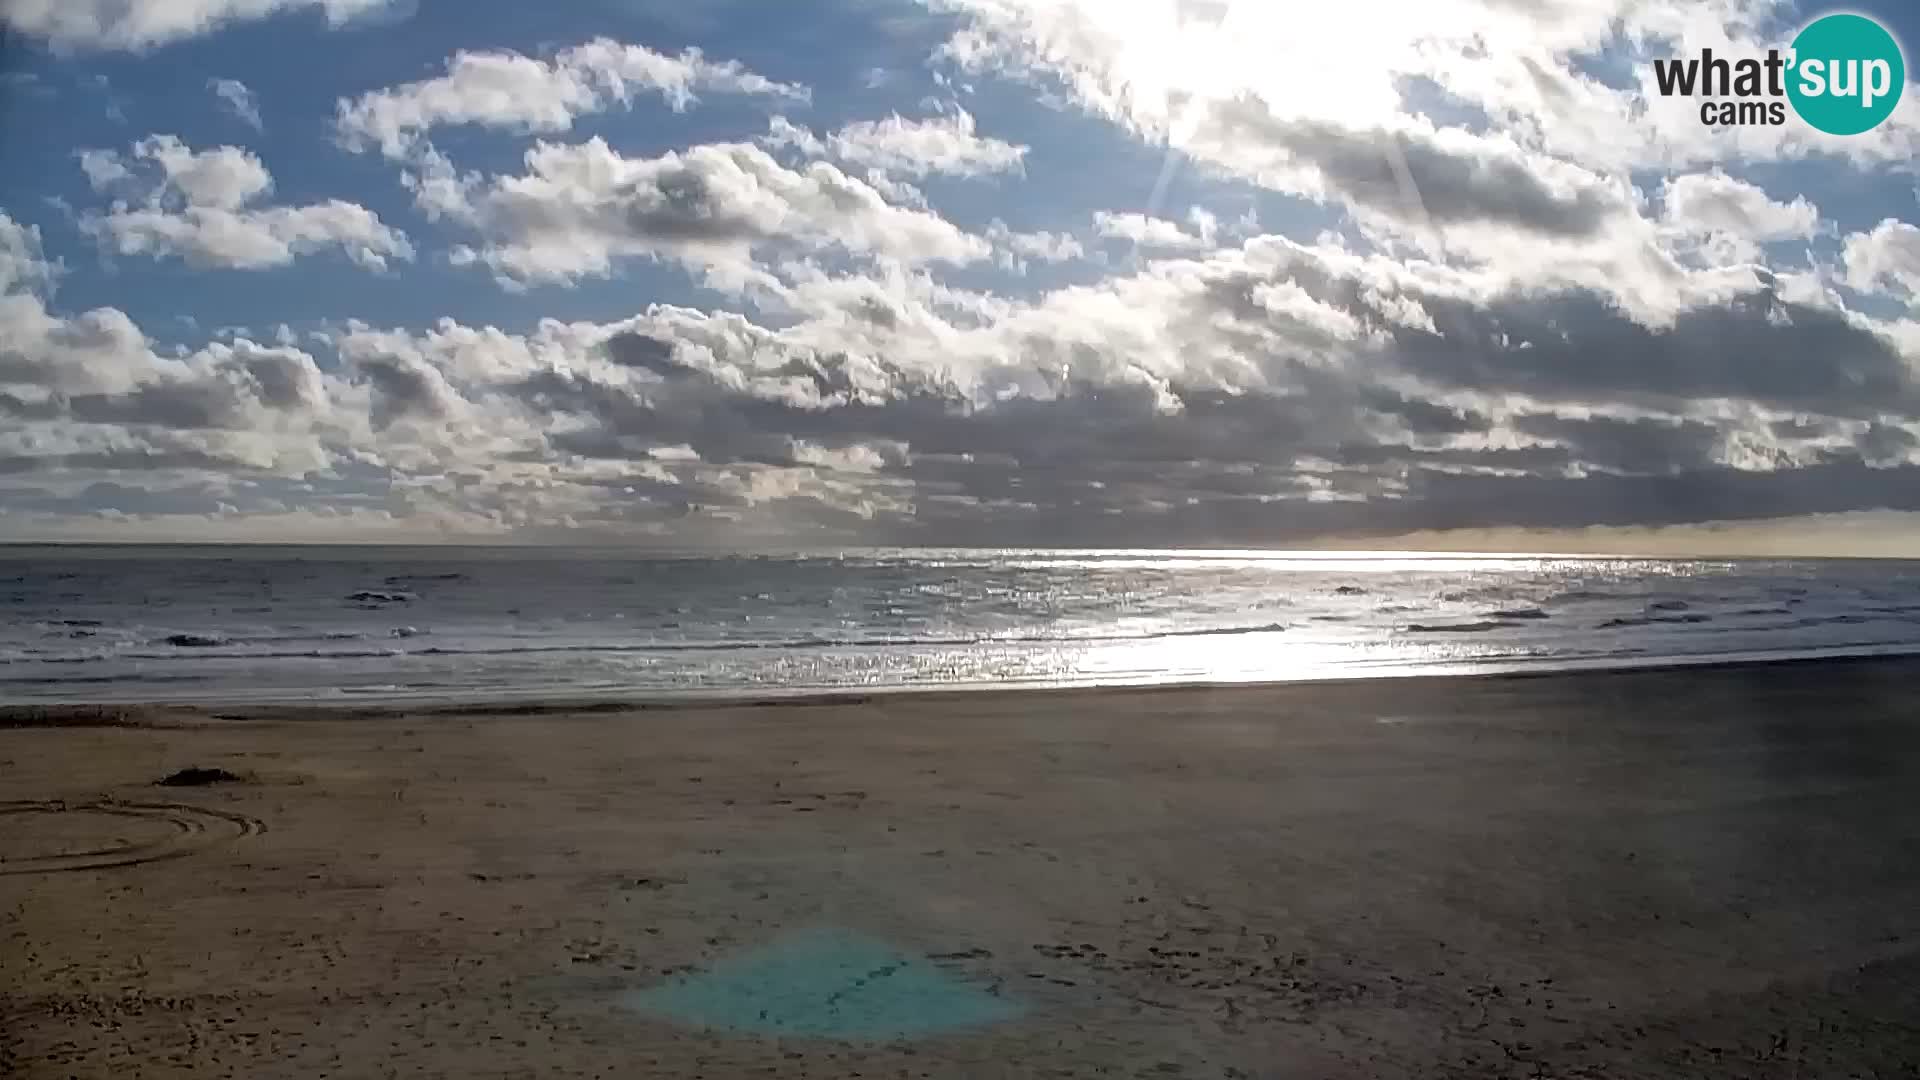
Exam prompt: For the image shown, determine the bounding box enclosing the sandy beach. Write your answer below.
[5,658,1920,1077]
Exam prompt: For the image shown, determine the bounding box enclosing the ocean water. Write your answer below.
[4,545,1920,704]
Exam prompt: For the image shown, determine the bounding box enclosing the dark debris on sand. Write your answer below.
[156,767,245,787]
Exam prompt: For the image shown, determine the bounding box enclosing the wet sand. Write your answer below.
[5,657,1920,1077]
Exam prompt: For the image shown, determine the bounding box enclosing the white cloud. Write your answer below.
[84,135,271,208]
[0,212,57,296]
[1662,171,1820,264]
[987,220,1086,272]
[209,77,263,130]
[0,211,223,396]
[1844,220,1920,305]
[77,135,412,271]
[1093,210,1209,251]
[76,149,134,191]
[1663,172,1819,238]
[432,137,990,288]
[0,295,164,397]
[824,109,1027,178]
[335,37,808,160]
[767,110,1027,179]
[93,202,414,272]
[2,0,398,51]
[397,148,478,223]
[9,187,1920,542]
[764,116,828,157]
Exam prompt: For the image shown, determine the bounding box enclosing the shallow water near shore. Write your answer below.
[6,544,1920,703]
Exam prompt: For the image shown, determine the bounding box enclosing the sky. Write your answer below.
[4,0,1920,554]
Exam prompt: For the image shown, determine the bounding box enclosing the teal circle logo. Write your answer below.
[1787,13,1905,135]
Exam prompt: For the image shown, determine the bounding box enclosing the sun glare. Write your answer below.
[1065,0,1473,138]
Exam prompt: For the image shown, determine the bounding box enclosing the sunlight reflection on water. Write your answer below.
[4,547,1918,702]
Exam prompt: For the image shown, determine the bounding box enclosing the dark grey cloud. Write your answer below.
[1854,422,1917,467]
[13,297,1916,542]
[488,290,1920,546]
[1392,289,1914,417]
[1512,412,1724,475]
[0,381,254,431]
[602,332,686,377]
[356,354,455,428]
[1770,417,1829,440]
[1201,246,1917,419]
[0,448,257,475]
[894,459,1920,548]
[517,361,1339,475]
[609,164,769,245]
[1327,441,1569,474]
[67,380,255,430]
[570,469,738,512]
[241,351,325,411]
[1202,97,1626,237]
[0,392,64,421]
[0,350,320,432]
[1358,386,1488,436]
[0,479,232,518]
[1394,461,1920,534]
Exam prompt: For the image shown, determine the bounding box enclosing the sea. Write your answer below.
[4,545,1920,704]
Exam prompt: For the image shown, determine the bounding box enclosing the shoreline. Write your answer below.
[7,645,1920,724]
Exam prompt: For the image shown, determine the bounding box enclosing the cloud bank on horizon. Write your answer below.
[4,0,1920,550]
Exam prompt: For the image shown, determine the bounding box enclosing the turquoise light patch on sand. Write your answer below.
[626,928,1022,1040]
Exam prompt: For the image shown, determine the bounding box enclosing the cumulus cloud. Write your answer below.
[261,232,1920,537]
[8,194,1920,541]
[1093,210,1211,252]
[432,138,990,287]
[334,38,808,160]
[76,135,413,271]
[0,211,349,489]
[986,221,1086,272]
[2,216,162,398]
[0,214,57,296]
[82,135,271,208]
[1844,220,1920,306]
[1663,172,1818,241]
[767,109,1027,178]
[2,0,398,51]
[1662,171,1820,264]
[449,267,1917,543]
[209,77,262,130]
[336,340,466,430]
